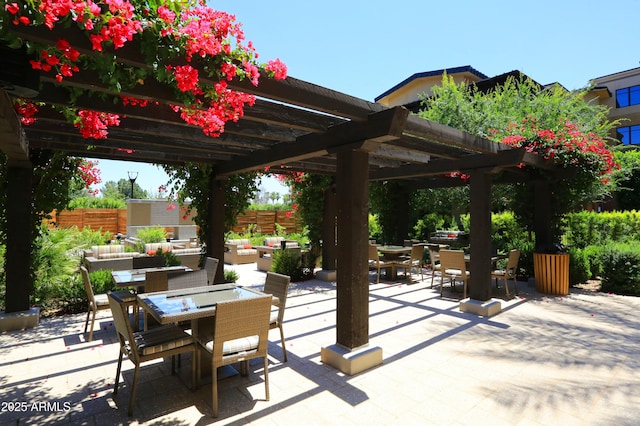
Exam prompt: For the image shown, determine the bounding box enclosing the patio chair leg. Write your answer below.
[84,309,90,333]
[114,351,124,395]
[195,349,201,389]
[191,350,197,390]
[240,360,249,376]
[263,357,270,401]
[88,311,96,342]
[212,363,219,417]
[128,365,140,416]
[279,325,288,362]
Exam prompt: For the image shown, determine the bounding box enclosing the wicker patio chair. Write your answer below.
[368,244,394,283]
[168,269,208,290]
[108,291,196,417]
[203,256,220,285]
[197,295,272,417]
[263,272,291,362]
[439,249,470,299]
[426,244,442,288]
[81,266,110,342]
[141,270,169,330]
[491,249,521,297]
[399,244,425,282]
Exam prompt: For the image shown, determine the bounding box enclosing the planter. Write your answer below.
[533,252,570,295]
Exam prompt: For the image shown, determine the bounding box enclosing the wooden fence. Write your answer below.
[231,210,302,234]
[48,208,127,235]
[47,208,300,236]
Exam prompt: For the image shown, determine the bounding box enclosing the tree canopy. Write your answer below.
[372,73,621,243]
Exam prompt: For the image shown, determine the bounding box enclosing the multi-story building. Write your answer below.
[588,67,640,144]
[375,65,640,147]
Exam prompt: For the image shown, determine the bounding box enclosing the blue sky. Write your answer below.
[93,0,640,194]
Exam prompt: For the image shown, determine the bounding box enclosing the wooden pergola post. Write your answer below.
[460,170,501,316]
[533,180,553,251]
[5,162,33,313]
[321,148,382,374]
[207,176,226,283]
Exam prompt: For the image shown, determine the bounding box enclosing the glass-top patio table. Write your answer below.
[112,265,190,287]
[137,284,275,326]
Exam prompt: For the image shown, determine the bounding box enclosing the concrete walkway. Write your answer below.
[2,264,640,425]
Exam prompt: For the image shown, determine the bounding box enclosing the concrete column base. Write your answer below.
[321,343,383,375]
[460,298,502,317]
[315,269,336,282]
[0,307,40,332]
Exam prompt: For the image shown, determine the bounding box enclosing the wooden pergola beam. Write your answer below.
[370,147,526,180]
[215,107,410,176]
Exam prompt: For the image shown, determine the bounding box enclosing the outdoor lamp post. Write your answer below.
[128,171,138,199]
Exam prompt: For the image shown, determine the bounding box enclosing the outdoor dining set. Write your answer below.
[80,258,291,418]
[369,242,521,299]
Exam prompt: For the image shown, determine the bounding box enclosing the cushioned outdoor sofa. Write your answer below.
[224,239,258,264]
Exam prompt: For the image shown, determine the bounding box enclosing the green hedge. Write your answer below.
[600,242,640,295]
[562,210,640,248]
[412,210,640,289]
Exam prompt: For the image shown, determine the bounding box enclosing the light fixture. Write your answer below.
[127,171,138,199]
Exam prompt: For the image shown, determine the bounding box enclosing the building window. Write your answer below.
[618,125,640,144]
[616,85,640,108]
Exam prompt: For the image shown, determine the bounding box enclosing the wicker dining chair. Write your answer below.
[439,249,470,299]
[491,249,521,297]
[426,244,443,288]
[368,244,394,283]
[81,266,110,342]
[168,269,208,290]
[143,270,168,293]
[141,270,169,330]
[203,257,220,285]
[399,244,425,282]
[197,295,272,417]
[263,271,291,362]
[108,291,196,417]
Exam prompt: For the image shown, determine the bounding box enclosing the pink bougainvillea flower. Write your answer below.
[6,3,20,14]
[265,58,288,80]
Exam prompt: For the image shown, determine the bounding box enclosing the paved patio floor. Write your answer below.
[2,264,640,425]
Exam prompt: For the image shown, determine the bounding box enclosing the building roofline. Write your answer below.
[374,65,488,102]
[591,66,640,83]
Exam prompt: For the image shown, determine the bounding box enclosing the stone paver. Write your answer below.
[2,264,640,425]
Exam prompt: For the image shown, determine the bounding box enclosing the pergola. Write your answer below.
[0,24,557,374]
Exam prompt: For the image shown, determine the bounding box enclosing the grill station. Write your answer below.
[428,230,469,249]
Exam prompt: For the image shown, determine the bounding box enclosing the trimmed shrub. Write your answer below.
[568,247,590,286]
[411,213,444,241]
[135,226,167,252]
[271,248,313,281]
[224,269,239,283]
[89,269,117,294]
[600,242,640,295]
[583,244,605,279]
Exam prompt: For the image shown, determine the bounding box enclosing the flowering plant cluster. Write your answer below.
[76,158,102,195]
[497,117,619,184]
[491,117,620,241]
[4,0,287,139]
[12,98,39,125]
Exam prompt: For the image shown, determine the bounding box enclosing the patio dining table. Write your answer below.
[376,245,412,279]
[137,284,277,378]
[111,265,191,288]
